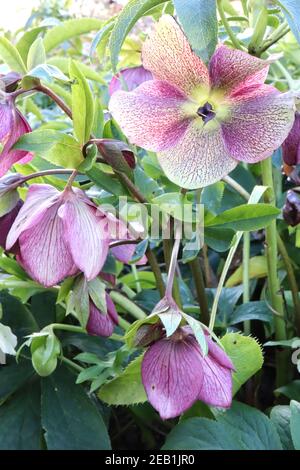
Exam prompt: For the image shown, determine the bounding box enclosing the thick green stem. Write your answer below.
[52,323,85,334]
[109,291,146,320]
[217,0,243,50]
[243,231,251,335]
[60,355,84,373]
[146,247,165,297]
[261,157,288,387]
[189,257,210,325]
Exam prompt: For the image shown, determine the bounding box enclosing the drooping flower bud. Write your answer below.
[0,72,21,93]
[282,112,300,167]
[109,66,153,96]
[96,138,136,172]
[283,189,300,227]
[0,94,32,177]
[87,293,119,337]
[0,199,23,249]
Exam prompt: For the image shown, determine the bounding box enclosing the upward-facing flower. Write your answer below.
[110,15,295,189]
[0,94,32,177]
[5,184,114,287]
[142,326,234,419]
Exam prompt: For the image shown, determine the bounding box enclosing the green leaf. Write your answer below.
[0,361,34,401]
[275,381,300,401]
[0,381,41,450]
[109,0,168,71]
[276,1,300,44]
[27,37,46,70]
[220,333,263,395]
[230,301,273,325]
[16,27,46,63]
[119,271,156,289]
[43,18,103,52]
[163,401,282,450]
[290,400,300,450]
[0,291,38,343]
[270,406,294,450]
[48,57,105,83]
[14,130,83,168]
[0,36,27,74]
[27,64,69,83]
[42,365,111,449]
[0,255,28,280]
[226,256,279,287]
[87,278,107,314]
[204,227,234,252]
[72,276,89,328]
[206,204,280,231]
[86,165,126,196]
[174,0,217,62]
[70,60,94,145]
[201,182,225,215]
[99,354,147,405]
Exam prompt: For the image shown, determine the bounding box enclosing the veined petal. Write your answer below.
[59,190,110,280]
[109,80,189,152]
[142,15,209,94]
[0,102,13,141]
[207,337,235,370]
[282,111,300,166]
[209,45,269,95]
[157,120,237,189]
[111,244,147,265]
[222,91,295,163]
[198,354,233,408]
[87,294,118,338]
[6,184,60,250]
[17,202,76,287]
[142,336,204,419]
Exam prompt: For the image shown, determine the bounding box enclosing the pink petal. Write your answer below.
[59,190,110,280]
[222,90,295,162]
[109,66,153,95]
[198,354,233,408]
[142,336,204,419]
[0,101,13,141]
[6,184,60,249]
[87,294,118,337]
[0,200,22,249]
[142,15,209,94]
[17,202,76,287]
[282,111,300,166]
[209,45,269,95]
[111,244,147,265]
[157,121,237,189]
[109,79,190,152]
[207,337,235,370]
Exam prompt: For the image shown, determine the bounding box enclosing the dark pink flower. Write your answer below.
[283,189,300,226]
[6,184,114,287]
[0,200,23,249]
[109,66,153,95]
[142,327,234,419]
[282,111,300,166]
[87,293,119,337]
[109,15,295,189]
[0,94,32,177]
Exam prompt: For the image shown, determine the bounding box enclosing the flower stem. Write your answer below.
[17,169,76,186]
[217,0,243,50]
[189,257,210,325]
[35,84,73,119]
[109,291,146,320]
[261,157,288,387]
[60,355,84,373]
[52,323,86,334]
[145,247,165,297]
[163,223,182,308]
[243,231,251,335]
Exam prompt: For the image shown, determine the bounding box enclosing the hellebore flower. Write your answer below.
[283,189,300,226]
[282,111,300,166]
[0,72,21,93]
[109,66,153,95]
[110,15,295,189]
[87,293,119,337]
[141,327,234,419]
[0,94,32,177]
[0,199,23,249]
[6,184,115,287]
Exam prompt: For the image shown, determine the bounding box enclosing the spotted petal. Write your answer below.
[142,336,204,419]
[222,90,295,163]
[109,79,189,152]
[157,121,237,189]
[142,15,209,94]
[209,45,269,95]
[59,190,110,280]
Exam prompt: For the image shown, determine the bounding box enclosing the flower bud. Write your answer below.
[283,189,300,227]
[109,66,152,95]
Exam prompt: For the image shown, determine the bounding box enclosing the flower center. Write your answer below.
[196,102,216,124]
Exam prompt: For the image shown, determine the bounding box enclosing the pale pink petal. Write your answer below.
[59,190,110,280]
[111,244,147,265]
[158,121,237,189]
[209,45,269,95]
[198,354,233,408]
[109,66,153,95]
[109,79,190,152]
[222,91,295,162]
[17,202,76,287]
[6,184,60,249]
[142,336,204,419]
[142,15,209,94]
[282,111,300,166]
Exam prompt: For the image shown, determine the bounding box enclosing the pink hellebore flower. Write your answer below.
[109,15,295,189]
[282,111,300,166]
[0,200,23,249]
[109,66,153,95]
[5,184,113,287]
[0,94,32,177]
[142,327,234,420]
[87,293,119,337]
